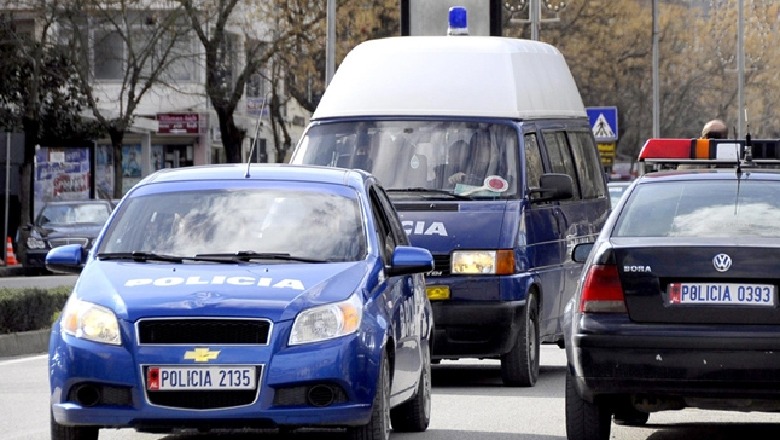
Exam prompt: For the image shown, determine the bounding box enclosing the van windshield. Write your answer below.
[294,121,519,199]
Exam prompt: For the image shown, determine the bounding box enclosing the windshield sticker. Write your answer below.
[125,276,304,290]
[455,175,508,196]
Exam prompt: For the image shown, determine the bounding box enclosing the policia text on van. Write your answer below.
[291,17,609,387]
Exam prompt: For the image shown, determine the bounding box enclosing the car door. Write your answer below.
[369,183,420,399]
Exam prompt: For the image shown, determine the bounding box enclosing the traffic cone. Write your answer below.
[5,237,19,266]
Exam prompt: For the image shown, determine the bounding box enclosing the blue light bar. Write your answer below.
[447,6,468,36]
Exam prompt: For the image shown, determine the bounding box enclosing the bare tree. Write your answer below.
[60,0,189,198]
[177,0,323,163]
[0,0,102,263]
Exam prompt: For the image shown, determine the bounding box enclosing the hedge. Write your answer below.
[0,286,72,334]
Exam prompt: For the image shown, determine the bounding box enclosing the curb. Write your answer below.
[0,328,50,358]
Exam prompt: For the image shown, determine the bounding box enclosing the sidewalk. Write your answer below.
[0,265,26,277]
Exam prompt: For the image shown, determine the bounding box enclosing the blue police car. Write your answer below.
[565,137,780,439]
[46,164,434,440]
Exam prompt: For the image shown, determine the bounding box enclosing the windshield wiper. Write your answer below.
[386,188,471,200]
[97,251,185,263]
[195,251,328,263]
[97,252,237,264]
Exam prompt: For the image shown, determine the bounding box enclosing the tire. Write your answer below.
[390,341,432,432]
[51,412,99,440]
[565,369,611,440]
[500,293,540,387]
[613,407,649,426]
[347,354,391,440]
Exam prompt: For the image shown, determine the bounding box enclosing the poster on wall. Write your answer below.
[122,144,142,194]
[96,144,113,199]
[34,146,91,217]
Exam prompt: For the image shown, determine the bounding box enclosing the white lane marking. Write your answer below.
[0,354,47,366]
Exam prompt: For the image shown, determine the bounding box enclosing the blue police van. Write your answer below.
[291,14,609,387]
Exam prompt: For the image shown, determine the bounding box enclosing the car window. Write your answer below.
[614,180,780,238]
[568,131,606,199]
[542,130,581,200]
[38,202,111,225]
[99,188,367,262]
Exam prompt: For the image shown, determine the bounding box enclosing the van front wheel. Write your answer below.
[500,294,540,387]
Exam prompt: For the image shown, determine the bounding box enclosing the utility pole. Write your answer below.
[737,0,745,138]
[652,0,659,138]
[326,0,336,85]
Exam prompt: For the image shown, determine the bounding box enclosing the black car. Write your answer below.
[23,200,113,272]
[564,137,780,440]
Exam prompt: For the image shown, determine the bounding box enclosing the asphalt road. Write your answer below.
[6,347,780,440]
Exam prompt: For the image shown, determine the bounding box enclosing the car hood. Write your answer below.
[395,202,510,252]
[36,224,103,239]
[72,260,370,322]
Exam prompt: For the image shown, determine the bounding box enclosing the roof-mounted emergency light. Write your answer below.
[447,6,468,36]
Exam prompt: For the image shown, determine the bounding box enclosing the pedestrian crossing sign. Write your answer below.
[586,106,618,142]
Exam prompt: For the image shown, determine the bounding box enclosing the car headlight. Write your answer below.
[451,250,515,275]
[27,236,46,249]
[289,294,363,345]
[61,298,121,345]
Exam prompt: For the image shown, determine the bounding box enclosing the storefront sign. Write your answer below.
[157,113,202,134]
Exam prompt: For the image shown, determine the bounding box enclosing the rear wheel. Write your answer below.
[347,354,391,440]
[390,341,431,432]
[500,293,540,387]
[565,369,611,440]
[51,413,98,440]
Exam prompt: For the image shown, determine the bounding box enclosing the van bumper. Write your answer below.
[431,300,525,358]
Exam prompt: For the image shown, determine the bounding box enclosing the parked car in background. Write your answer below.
[22,199,113,273]
[46,164,434,440]
[565,137,780,440]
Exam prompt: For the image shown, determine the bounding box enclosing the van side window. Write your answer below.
[523,133,543,192]
[542,131,581,200]
[568,131,607,199]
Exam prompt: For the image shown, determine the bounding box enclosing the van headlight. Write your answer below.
[61,298,121,345]
[289,294,363,345]
[451,250,515,275]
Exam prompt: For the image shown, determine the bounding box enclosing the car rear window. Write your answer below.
[613,179,780,238]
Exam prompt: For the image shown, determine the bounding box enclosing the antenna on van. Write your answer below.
[245,93,272,179]
[447,6,468,36]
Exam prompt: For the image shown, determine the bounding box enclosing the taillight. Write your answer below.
[579,264,627,313]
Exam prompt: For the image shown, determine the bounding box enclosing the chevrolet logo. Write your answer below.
[184,348,220,362]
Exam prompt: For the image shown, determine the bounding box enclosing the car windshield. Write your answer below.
[614,179,780,238]
[38,202,111,226]
[98,188,366,262]
[294,120,519,199]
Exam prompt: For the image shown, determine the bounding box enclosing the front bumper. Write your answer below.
[49,322,380,430]
[570,316,780,402]
[24,249,47,268]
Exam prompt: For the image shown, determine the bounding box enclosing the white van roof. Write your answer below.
[313,36,587,120]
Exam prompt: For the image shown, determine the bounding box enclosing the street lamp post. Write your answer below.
[504,0,566,41]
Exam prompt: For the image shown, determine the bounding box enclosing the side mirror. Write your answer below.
[531,173,573,202]
[46,244,86,274]
[571,242,594,263]
[386,246,434,277]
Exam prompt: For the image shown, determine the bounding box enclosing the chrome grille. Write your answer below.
[432,254,451,276]
[137,318,271,345]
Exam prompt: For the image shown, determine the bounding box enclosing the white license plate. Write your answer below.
[146,366,257,390]
[668,283,776,306]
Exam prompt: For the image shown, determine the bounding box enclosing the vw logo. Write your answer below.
[712,254,732,272]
